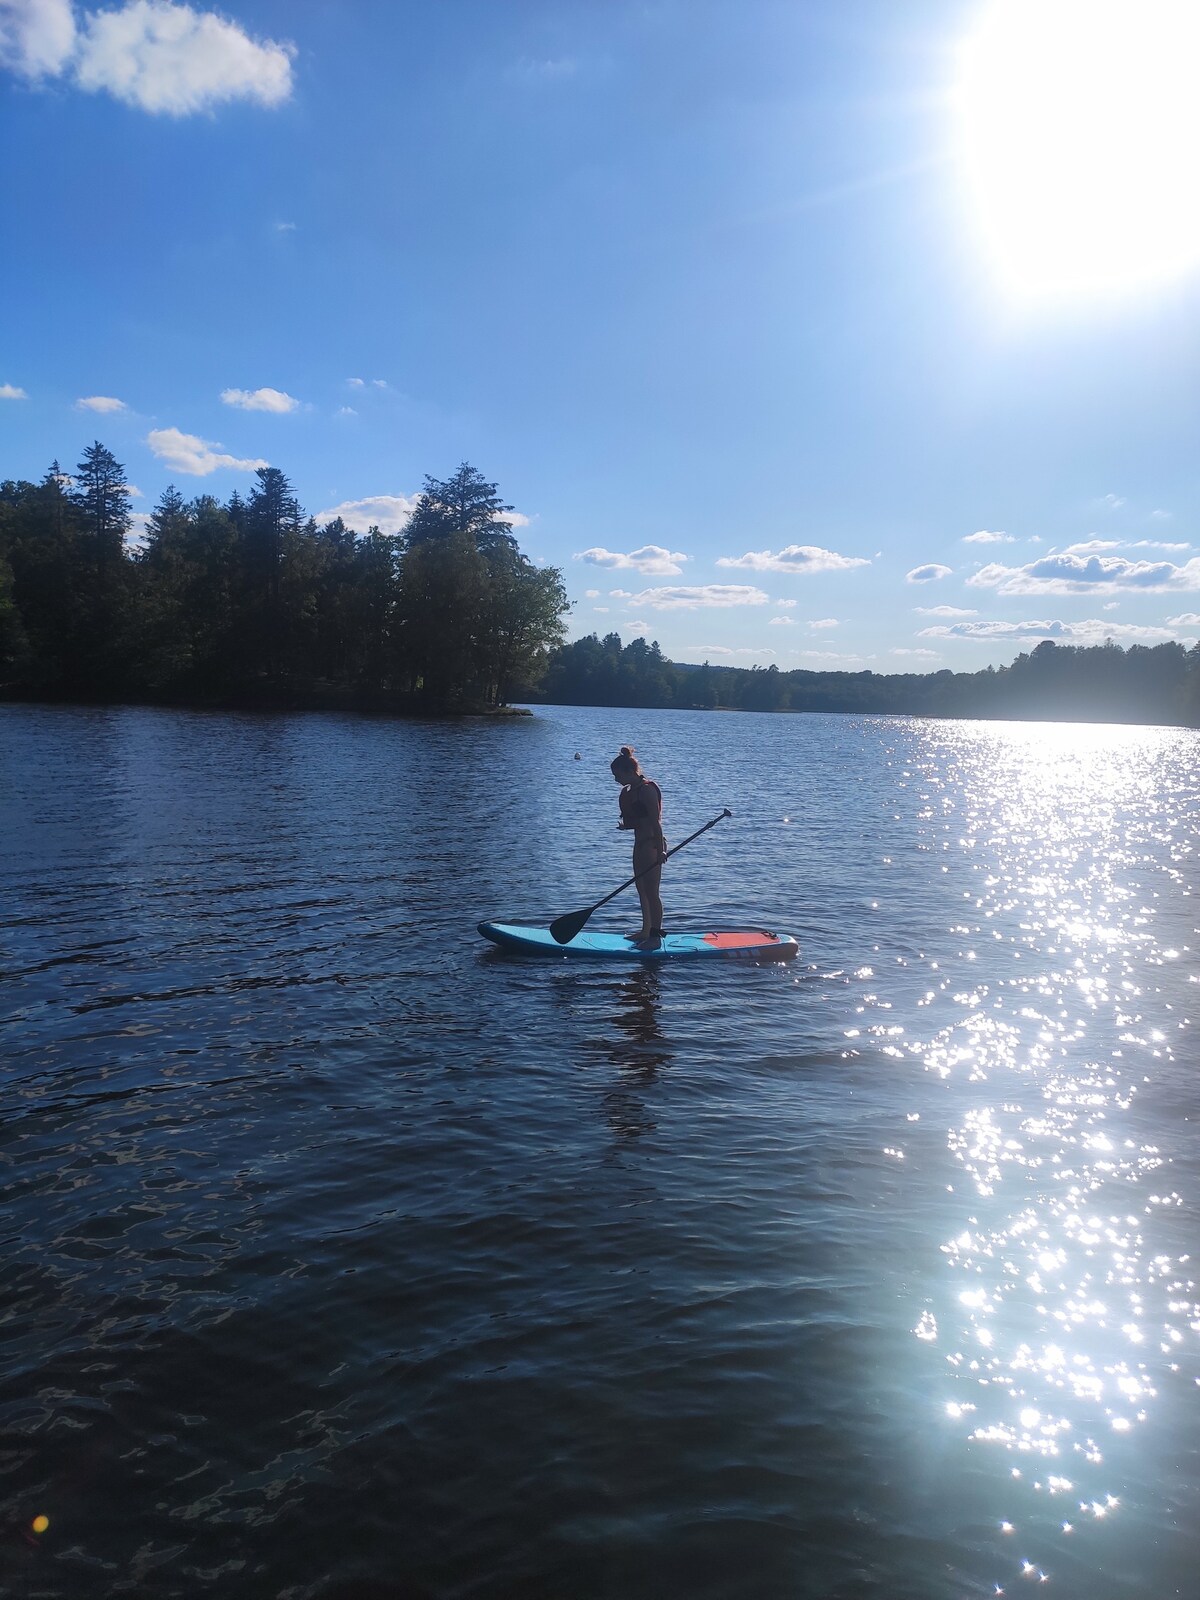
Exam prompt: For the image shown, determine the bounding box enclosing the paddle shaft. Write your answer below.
[584,807,732,918]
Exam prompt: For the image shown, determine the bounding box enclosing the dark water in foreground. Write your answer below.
[2,702,1197,1600]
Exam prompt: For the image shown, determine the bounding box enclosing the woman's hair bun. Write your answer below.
[619,745,635,757]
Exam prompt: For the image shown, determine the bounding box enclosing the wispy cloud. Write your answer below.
[574,544,687,577]
[963,529,1014,544]
[2,0,295,114]
[919,617,1192,644]
[147,427,267,476]
[914,604,978,617]
[905,563,952,583]
[0,382,28,399]
[808,617,839,630]
[716,544,869,575]
[768,615,795,626]
[1096,492,1126,510]
[968,553,1200,596]
[75,394,127,412]
[794,649,873,662]
[689,645,779,659]
[614,584,769,611]
[509,55,577,84]
[892,647,941,658]
[221,386,300,413]
[313,494,420,535]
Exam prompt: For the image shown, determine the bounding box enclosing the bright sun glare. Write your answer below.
[957,0,1200,300]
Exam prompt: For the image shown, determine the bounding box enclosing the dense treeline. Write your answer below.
[0,447,569,711]
[516,629,1200,728]
[4,444,1199,727]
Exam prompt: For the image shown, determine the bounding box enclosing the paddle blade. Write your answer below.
[549,906,591,945]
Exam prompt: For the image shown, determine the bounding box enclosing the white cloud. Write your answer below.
[275,220,296,232]
[3,0,294,112]
[808,617,839,630]
[1056,537,1189,555]
[0,0,75,77]
[371,378,387,388]
[626,620,650,636]
[968,552,1200,596]
[74,1,293,114]
[1166,612,1200,627]
[221,386,299,413]
[773,598,797,608]
[963,529,1014,544]
[1097,493,1126,510]
[1103,602,1119,611]
[716,544,869,575]
[914,604,978,617]
[126,510,152,545]
[795,649,873,662]
[313,493,420,535]
[584,589,600,598]
[768,615,795,626]
[347,377,365,387]
[892,647,941,658]
[919,617,1190,645]
[0,382,28,399]
[147,427,267,476]
[906,563,953,583]
[1152,509,1171,520]
[618,584,769,611]
[75,394,127,412]
[337,406,357,417]
[689,645,778,659]
[574,544,688,577]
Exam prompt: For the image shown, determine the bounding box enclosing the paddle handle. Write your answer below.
[587,807,732,916]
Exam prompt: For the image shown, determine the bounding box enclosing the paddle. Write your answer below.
[549,808,732,945]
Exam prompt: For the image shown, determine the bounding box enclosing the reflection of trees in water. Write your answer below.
[600,966,671,1144]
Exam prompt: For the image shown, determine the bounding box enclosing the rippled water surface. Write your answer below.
[2,703,1197,1599]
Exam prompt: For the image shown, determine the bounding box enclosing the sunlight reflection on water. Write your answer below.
[891,719,1198,1594]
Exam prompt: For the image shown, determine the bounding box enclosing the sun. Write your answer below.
[956,0,1200,300]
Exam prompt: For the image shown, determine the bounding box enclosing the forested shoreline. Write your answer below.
[0,448,569,713]
[3,445,1199,727]
[529,629,1200,726]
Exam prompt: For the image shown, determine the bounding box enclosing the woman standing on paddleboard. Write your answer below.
[611,746,666,944]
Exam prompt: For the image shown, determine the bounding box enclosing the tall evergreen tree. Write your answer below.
[71,441,131,581]
[402,463,518,556]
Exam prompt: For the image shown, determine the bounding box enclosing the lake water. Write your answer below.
[1,701,1197,1600]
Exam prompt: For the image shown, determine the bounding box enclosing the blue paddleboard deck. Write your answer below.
[478,922,799,961]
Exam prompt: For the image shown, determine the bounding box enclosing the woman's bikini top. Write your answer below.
[619,778,662,830]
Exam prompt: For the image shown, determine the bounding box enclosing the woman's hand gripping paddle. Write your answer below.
[549,809,732,945]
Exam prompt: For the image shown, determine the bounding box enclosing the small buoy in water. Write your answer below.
[574,752,581,760]
[32,1515,49,1535]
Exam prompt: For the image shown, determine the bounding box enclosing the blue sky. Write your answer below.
[3,0,1199,672]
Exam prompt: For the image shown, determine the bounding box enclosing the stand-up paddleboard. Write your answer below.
[478,922,799,962]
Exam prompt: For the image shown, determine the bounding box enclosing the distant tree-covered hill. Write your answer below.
[515,629,1200,728]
